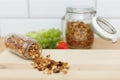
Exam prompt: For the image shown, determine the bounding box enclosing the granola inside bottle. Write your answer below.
[63,7,96,49]
[4,34,42,59]
[66,21,94,49]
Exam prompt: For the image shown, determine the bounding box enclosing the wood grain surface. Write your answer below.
[0,50,120,80]
[93,38,120,49]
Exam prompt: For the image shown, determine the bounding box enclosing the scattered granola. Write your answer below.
[32,55,69,74]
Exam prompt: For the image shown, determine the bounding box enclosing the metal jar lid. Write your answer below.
[91,16,117,43]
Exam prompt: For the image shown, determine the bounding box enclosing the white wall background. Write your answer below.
[0,0,120,38]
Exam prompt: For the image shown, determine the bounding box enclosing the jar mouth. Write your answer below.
[26,40,42,59]
[66,7,96,14]
[91,16,117,43]
[96,17,117,34]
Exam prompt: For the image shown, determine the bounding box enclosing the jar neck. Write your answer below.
[66,7,96,14]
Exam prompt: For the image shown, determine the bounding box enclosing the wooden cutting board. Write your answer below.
[1,50,120,80]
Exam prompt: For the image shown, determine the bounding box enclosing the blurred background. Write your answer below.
[0,0,120,37]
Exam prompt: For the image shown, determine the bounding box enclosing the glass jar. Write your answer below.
[4,34,42,59]
[63,7,96,49]
[63,7,117,49]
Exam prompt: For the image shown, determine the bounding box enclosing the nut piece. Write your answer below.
[53,68,60,73]
[66,21,94,49]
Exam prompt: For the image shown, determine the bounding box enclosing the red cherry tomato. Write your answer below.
[57,41,68,49]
